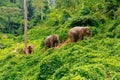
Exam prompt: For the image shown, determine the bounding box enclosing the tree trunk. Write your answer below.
[41,8,44,21]
[24,0,28,54]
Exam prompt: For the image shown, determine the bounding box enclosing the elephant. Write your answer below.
[68,26,92,42]
[45,34,60,50]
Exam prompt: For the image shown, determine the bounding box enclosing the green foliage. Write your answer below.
[1,29,120,80]
[56,26,69,41]
[65,16,100,28]
[0,42,6,49]
[114,7,120,20]
[45,9,61,26]
[60,10,71,24]
[81,7,91,15]
[0,0,120,80]
[0,1,23,35]
[38,55,63,79]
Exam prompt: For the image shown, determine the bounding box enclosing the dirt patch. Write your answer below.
[55,39,70,49]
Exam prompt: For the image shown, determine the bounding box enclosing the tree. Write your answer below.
[27,0,34,20]
[10,0,16,3]
[24,0,28,54]
[32,0,46,20]
[0,4,22,35]
[47,0,56,8]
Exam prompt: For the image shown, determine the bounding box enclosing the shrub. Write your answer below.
[38,55,63,80]
[81,7,90,15]
[60,10,71,24]
[51,64,69,80]
[0,42,6,49]
[66,16,99,28]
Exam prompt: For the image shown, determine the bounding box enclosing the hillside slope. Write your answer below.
[0,25,120,80]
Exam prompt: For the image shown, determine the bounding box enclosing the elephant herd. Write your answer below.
[45,26,92,50]
[23,26,92,54]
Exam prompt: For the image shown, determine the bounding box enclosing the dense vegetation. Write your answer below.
[0,0,120,80]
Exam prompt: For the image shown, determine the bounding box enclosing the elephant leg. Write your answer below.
[79,34,83,41]
[71,36,76,42]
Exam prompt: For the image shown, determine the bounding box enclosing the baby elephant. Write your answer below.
[45,34,60,50]
[68,26,92,42]
[23,45,34,54]
[27,45,34,54]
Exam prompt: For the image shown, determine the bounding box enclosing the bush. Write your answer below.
[60,10,71,24]
[45,9,61,26]
[51,64,69,80]
[66,16,99,28]
[0,42,6,49]
[90,27,99,37]
[38,55,63,80]
[58,27,69,41]
[81,7,90,15]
